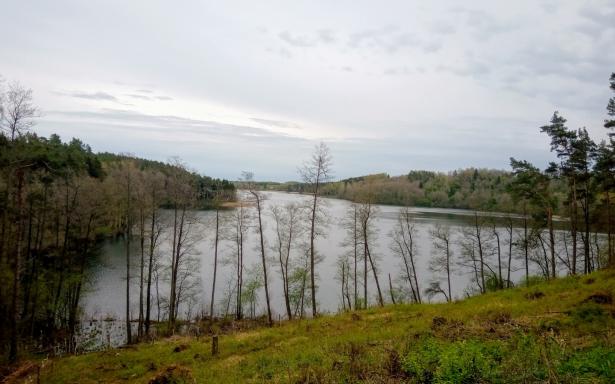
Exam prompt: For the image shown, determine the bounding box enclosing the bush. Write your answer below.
[558,346,615,381]
[402,337,501,383]
[570,303,607,324]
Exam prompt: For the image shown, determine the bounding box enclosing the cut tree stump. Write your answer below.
[212,335,219,356]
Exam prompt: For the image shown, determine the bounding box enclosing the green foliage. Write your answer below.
[402,334,615,383]
[559,346,615,381]
[403,337,505,383]
[569,302,608,329]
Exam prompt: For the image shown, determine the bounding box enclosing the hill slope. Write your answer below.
[35,271,615,383]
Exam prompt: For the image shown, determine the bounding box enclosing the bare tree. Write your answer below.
[491,221,504,289]
[358,200,384,307]
[299,142,332,317]
[504,216,514,288]
[209,192,224,319]
[341,203,360,309]
[166,159,199,333]
[227,193,250,320]
[243,171,273,326]
[1,81,38,141]
[116,161,138,344]
[429,224,453,302]
[144,170,166,336]
[335,254,352,310]
[270,202,303,320]
[390,208,421,303]
[458,215,495,294]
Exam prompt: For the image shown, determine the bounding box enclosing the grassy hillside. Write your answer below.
[28,271,615,383]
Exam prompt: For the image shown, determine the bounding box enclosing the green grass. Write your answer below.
[36,270,615,383]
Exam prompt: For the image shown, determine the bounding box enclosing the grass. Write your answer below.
[29,270,615,383]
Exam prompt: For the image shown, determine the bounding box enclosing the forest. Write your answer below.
[1,71,614,382]
[0,82,235,364]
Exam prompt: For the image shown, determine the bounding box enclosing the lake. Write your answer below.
[81,191,540,327]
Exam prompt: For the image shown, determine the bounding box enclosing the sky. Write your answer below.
[1,0,614,181]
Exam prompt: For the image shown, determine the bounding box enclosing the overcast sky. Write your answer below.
[1,0,614,181]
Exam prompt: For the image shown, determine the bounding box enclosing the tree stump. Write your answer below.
[212,335,219,356]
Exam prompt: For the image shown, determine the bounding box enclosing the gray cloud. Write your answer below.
[126,93,151,100]
[3,1,612,180]
[317,29,336,43]
[48,109,301,143]
[278,31,315,47]
[250,118,302,130]
[453,7,518,40]
[578,2,615,31]
[348,26,442,53]
[60,91,118,102]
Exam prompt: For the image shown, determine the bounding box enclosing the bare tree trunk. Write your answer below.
[138,207,145,340]
[363,229,368,308]
[125,177,132,344]
[235,205,244,321]
[607,192,613,267]
[523,208,529,286]
[284,218,294,319]
[493,225,502,289]
[402,213,421,303]
[169,205,186,333]
[9,170,25,362]
[571,183,578,275]
[548,207,556,279]
[446,239,452,301]
[474,214,486,293]
[253,193,272,326]
[169,201,178,329]
[210,207,219,319]
[388,273,396,305]
[353,206,358,309]
[309,189,318,317]
[145,204,156,336]
[584,180,591,273]
[340,262,346,311]
[363,209,383,307]
[506,218,513,288]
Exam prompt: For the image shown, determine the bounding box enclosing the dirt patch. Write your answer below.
[431,318,467,340]
[148,365,195,384]
[583,292,613,305]
[173,344,189,353]
[1,361,39,384]
[219,355,244,369]
[525,291,545,300]
[431,316,447,328]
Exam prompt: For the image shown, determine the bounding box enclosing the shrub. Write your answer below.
[402,338,501,383]
[558,346,615,381]
[570,303,607,324]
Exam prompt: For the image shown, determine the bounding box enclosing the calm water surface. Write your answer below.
[82,191,532,324]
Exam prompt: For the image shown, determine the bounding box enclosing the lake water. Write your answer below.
[81,191,539,328]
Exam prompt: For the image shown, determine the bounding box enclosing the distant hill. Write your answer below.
[254,169,568,213]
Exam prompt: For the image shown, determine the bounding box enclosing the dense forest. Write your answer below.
[0,81,235,363]
[259,170,567,212]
